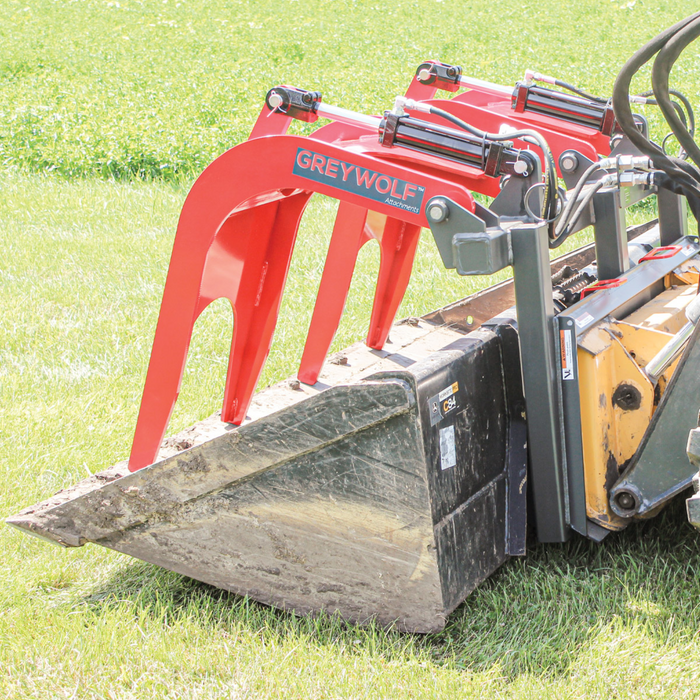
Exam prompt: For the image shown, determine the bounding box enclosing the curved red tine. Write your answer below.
[366,217,423,350]
[297,207,422,386]
[297,202,371,385]
[128,134,476,471]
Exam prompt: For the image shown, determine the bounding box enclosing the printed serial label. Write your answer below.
[292,147,425,214]
[575,311,594,329]
[560,328,575,381]
[429,382,461,426]
[439,425,457,470]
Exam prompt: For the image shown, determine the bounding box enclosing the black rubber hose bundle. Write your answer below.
[652,16,700,167]
[611,12,700,224]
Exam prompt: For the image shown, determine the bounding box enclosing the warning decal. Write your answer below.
[560,328,575,381]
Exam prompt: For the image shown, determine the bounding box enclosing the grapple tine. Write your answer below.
[366,219,423,350]
[220,193,312,425]
[297,202,370,385]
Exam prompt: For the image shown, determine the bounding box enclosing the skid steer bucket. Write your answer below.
[8,311,527,633]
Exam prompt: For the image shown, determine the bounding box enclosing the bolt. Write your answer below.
[446,66,456,77]
[417,68,432,82]
[427,199,449,223]
[560,151,579,173]
[615,491,636,511]
[513,160,529,175]
[301,93,312,104]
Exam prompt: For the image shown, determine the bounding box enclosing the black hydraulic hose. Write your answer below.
[637,89,694,135]
[549,79,693,141]
[562,179,608,235]
[611,12,700,218]
[547,79,694,140]
[555,162,603,231]
[549,168,611,248]
[652,16,700,168]
[552,79,607,104]
[669,89,695,136]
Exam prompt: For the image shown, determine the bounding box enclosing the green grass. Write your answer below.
[0,169,695,700]
[3,0,700,697]
[1,0,699,181]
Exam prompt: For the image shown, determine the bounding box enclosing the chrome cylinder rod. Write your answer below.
[646,293,700,382]
[458,76,513,95]
[315,103,382,130]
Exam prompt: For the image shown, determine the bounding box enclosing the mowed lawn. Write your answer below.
[2,0,700,698]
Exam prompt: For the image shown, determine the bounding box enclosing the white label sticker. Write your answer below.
[438,381,459,402]
[575,312,594,329]
[682,244,696,257]
[439,425,457,470]
[560,328,575,381]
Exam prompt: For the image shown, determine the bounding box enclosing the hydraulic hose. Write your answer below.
[552,79,607,104]
[534,77,694,144]
[545,161,606,247]
[669,89,695,136]
[637,89,695,136]
[652,16,700,168]
[611,11,700,218]
[560,179,608,236]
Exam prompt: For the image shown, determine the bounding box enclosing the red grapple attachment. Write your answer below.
[127,101,478,472]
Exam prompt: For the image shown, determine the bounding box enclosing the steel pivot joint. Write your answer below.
[265,86,322,122]
[415,61,462,92]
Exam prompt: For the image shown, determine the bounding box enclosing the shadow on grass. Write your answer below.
[77,494,700,680]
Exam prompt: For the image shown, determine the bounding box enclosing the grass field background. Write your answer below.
[3,0,700,697]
